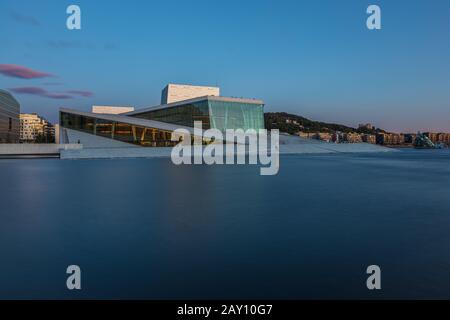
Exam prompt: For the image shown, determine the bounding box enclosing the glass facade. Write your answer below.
[60,112,177,147]
[132,100,210,129]
[60,97,264,147]
[131,98,265,131]
[0,90,20,143]
[208,100,264,132]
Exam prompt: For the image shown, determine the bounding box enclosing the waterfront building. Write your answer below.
[376,133,385,145]
[331,133,340,143]
[20,113,55,143]
[313,132,332,142]
[300,131,376,144]
[362,134,376,144]
[424,132,438,143]
[423,132,450,145]
[438,133,450,145]
[403,133,417,144]
[59,85,265,147]
[0,89,20,143]
[343,132,363,143]
[376,133,405,145]
[298,132,316,139]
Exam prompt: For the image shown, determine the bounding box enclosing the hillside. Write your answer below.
[264,112,385,135]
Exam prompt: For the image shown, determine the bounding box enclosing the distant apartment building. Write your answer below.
[403,133,417,144]
[343,132,363,143]
[361,134,376,144]
[300,131,375,144]
[376,133,404,145]
[20,113,55,143]
[298,132,317,139]
[316,132,333,142]
[0,89,20,143]
[424,132,450,145]
[331,132,340,143]
[425,132,438,143]
[436,133,450,145]
[161,84,220,104]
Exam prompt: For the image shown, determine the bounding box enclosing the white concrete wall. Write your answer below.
[64,128,139,148]
[92,106,135,114]
[0,143,82,155]
[163,84,220,104]
[54,124,60,144]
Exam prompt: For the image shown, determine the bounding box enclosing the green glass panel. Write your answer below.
[132,100,210,129]
[208,101,264,131]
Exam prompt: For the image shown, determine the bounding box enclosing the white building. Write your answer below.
[92,106,135,115]
[161,84,220,104]
[20,113,53,142]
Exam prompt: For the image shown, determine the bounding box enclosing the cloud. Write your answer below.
[66,90,94,97]
[9,87,94,100]
[42,82,64,86]
[0,64,54,79]
[47,40,95,50]
[10,11,40,26]
[9,87,73,100]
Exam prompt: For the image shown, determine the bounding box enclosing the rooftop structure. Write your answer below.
[161,84,220,104]
[92,106,135,115]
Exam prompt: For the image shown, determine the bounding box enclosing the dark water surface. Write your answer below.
[1,149,450,299]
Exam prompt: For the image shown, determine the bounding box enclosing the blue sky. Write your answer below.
[1,0,449,132]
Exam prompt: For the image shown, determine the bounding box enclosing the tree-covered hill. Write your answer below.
[264,112,386,135]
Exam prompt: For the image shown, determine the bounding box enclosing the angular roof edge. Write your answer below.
[125,95,264,116]
[59,107,196,134]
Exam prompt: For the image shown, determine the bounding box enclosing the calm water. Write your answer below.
[1,149,450,299]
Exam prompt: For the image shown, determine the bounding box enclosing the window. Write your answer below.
[60,112,179,147]
[132,100,210,129]
[8,117,12,131]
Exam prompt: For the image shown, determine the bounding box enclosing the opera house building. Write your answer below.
[59,84,265,147]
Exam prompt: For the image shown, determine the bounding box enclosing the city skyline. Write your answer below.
[1,0,450,133]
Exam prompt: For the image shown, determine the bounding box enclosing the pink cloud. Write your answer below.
[9,87,72,100]
[45,93,74,99]
[66,90,94,97]
[0,64,54,79]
